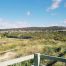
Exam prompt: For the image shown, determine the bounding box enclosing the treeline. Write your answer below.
[0,26,66,32]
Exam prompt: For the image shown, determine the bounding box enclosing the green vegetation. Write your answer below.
[0,30,66,66]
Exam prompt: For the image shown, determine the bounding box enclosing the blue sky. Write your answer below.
[0,0,66,28]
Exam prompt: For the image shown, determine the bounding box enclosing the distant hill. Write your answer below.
[0,26,66,32]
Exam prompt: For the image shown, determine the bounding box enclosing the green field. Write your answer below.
[0,31,66,66]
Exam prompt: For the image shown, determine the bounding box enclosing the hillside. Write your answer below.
[0,27,66,66]
[0,26,66,32]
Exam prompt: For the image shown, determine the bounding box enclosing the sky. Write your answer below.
[0,0,66,29]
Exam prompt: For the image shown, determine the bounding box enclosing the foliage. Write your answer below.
[0,31,66,66]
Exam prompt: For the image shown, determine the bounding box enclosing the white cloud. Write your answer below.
[47,0,62,12]
[64,19,66,23]
[0,18,30,29]
[27,11,31,16]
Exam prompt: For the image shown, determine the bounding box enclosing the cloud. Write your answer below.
[27,11,31,16]
[47,0,62,12]
[64,19,66,23]
[0,18,30,29]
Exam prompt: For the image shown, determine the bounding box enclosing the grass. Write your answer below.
[0,31,66,66]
